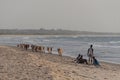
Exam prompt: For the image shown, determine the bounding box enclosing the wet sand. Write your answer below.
[0,46,120,80]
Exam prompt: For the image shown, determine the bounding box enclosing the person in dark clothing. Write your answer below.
[93,56,100,66]
[74,54,81,63]
[78,55,88,64]
[75,54,88,64]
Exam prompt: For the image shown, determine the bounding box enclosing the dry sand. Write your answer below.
[0,46,120,80]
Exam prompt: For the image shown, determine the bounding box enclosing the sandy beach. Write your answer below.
[0,46,120,80]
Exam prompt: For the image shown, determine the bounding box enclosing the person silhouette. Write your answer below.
[87,45,94,64]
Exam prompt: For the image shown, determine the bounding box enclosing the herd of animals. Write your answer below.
[17,44,63,56]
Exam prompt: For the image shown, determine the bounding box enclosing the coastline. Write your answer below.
[0,45,120,80]
[1,34,120,37]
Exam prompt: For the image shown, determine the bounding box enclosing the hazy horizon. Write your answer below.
[0,0,120,32]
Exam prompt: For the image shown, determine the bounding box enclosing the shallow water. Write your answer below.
[0,35,120,64]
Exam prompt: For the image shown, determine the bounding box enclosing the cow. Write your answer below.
[57,48,63,56]
[47,47,53,54]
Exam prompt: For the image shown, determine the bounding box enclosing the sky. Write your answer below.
[0,0,120,32]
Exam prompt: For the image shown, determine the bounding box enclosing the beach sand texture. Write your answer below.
[0,46,120,80]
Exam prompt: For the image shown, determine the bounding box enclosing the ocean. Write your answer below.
[0,35,120,64]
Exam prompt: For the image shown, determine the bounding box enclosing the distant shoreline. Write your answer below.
[0,34,120,37]
[0,29,120,35]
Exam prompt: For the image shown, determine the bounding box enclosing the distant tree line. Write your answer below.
[0,29,119,35]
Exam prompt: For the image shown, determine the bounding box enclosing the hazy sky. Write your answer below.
[0,0,120,32]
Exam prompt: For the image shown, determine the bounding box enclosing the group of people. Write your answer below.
[75,45,100,66]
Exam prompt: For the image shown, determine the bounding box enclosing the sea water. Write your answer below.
[0,35,120,64]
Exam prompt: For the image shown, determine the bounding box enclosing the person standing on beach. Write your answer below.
[87,45,94,64]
